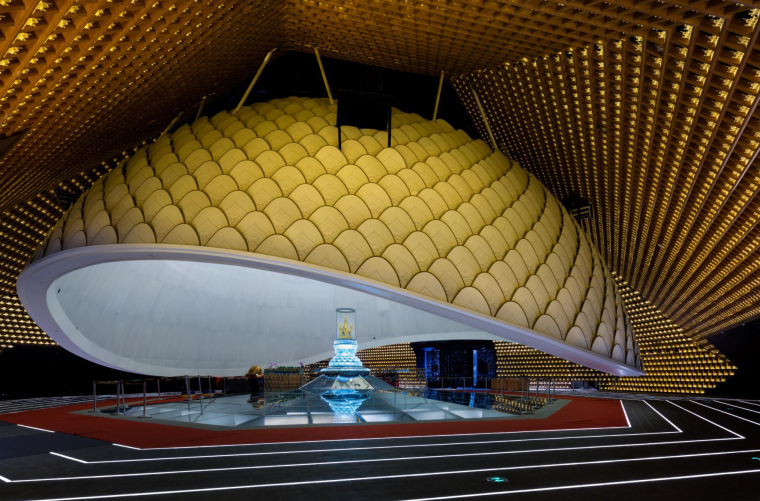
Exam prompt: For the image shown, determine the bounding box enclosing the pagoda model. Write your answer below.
[321,308,370,378]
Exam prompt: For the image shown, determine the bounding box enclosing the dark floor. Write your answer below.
[1,398,759,500]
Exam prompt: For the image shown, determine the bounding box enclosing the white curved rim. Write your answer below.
[17,244,644,377]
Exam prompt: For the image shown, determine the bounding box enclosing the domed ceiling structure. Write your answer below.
[18,97,641,376]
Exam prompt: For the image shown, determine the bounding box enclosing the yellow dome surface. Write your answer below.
[33,96,640,371]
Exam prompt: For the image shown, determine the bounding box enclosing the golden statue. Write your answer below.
[338,314,354,339]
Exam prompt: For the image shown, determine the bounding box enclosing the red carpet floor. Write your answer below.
[0,394,628,449]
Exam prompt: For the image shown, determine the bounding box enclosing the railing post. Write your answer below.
[92,381,97,412]
[116,381,121,415]
[157,379,161,400]
[142,382,147,418]
[198,375,203,415]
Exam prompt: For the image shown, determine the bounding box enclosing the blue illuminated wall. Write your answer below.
[413,341,496,387]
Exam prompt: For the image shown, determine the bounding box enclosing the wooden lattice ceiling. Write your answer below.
[1,0,760,353]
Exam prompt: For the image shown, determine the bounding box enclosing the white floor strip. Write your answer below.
[18,464,760,500]
[102,427,679,460]
[401,469,760,501]
[716,400,760,415]
[17,424,55,433]
[667,401,744,438]
[642,400,682,432]
[124,399,633,450]
[620,399,631,427]
[691,400,760,427]
[6,447,759,484]
[50,401,692,464]
[49,435,741,466]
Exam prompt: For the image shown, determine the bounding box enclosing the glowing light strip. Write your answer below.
[667,401,745,438]
[112,444,140,450]
[0,474,10,483]
[48,400,727,466]
[739,400,760,408]
[717,400,760,415]
[51,433,740,466]
[49,452,87,464]
[691,401,760,427]
[119,421,633,451]
[621,399,631,427]
[18,463,760,500]
[97,428,680,462]
[642,401,682,432]
[16,424,54,433]
[400,469,760,501]
[6,447,759,484]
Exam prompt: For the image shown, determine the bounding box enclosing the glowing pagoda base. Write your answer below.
[320,336,370,378]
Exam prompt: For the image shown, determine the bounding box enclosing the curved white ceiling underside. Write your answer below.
[18,244,645,376]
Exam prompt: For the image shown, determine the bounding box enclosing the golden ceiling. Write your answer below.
[452,9,760,341]
[0,0,758,356]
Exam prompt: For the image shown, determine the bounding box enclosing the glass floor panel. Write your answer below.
[114,376,524,428]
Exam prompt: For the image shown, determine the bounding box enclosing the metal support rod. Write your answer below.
[313,46,333,104]
[116,382,121,415]
[157,379,161,400]
[195,95,207,122]
[122,381,127,413]
[92,382,97,412]
[469,83,500,154]
[185,375,191,414]
[234,48,276,115]
[198,375,203,415]
[142,382,147,418]
[432,71,444,121]
[158,113,182,141]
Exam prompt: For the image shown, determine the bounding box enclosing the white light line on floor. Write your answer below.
[642,401,682,432]
[667,401,745,438]
[58,400,729,465]
[101,428,678,460]
[50,434,740,466]
[0,474,10,483]
[7,447,760,484]
[17,424,54,433]
[739,400,760,408]
[691,401,760,427]
[401,469,760,501]
[121,423,632,450]
[716,400,760,415]
[18,465,760,500]
[49,401,683,464]
[49,452,87,464]
[73,401,679,459]
[621,400,631,427]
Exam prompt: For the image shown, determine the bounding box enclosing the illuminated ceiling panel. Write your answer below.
[0,0,757,359]
[451,10,760,340]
